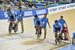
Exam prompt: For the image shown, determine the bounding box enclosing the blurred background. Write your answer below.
[0,0,75,10]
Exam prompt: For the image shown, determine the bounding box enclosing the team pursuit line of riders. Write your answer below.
[6,6,74,45]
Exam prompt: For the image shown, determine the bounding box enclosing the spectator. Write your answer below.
[32,4,37,9]
[28,2,33,8]
[20,2,28,10]
[0,0,3,4]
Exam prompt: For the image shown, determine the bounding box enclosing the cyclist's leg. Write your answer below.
[39,27,42,35]
[37,26,40,39]
[58,32,61,44]
[55,32,58,45]
[15,20,20,32]
[9,21,13,34]
[35,26,38,34]
[38,26,42,37]
[14,23,18,33]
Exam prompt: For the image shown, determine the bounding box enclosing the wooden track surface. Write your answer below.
[0,9,75,50]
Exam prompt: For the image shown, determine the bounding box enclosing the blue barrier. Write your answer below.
[59,44,75,50]
[73,32,75,38]
[0,10,6,19]
[0,8,48,19]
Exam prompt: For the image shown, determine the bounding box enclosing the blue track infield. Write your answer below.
[59,44,75,50]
